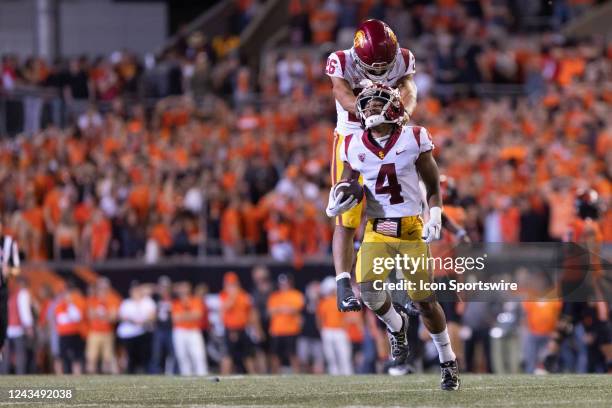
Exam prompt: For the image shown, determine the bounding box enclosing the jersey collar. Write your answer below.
[361,127,401,160]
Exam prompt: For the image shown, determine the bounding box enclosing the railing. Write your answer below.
[23,243,612,297]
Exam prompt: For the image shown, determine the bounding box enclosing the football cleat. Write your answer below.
[386,304,410,367]
[440,360,461,391]
[336,277,362,312]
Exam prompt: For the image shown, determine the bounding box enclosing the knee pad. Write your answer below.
[359,282,388,311]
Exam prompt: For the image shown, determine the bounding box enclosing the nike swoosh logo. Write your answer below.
[396,149,407,155]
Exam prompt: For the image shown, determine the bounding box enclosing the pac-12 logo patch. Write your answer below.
[358,153,366,162]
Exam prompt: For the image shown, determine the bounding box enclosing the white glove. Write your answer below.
[422,206,442,243]
[325,183,358,218]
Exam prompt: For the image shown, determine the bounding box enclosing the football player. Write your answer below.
[326,19,418,312]
[326,85,460,390]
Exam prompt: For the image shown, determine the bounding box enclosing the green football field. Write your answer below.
[0,374,610,407]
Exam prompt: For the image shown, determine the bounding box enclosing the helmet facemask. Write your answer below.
[352,48,396,81]
[356,86,404,130]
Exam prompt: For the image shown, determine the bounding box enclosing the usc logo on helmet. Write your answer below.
[354,30,366,49]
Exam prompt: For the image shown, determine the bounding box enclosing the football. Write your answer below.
[334,179,364,204]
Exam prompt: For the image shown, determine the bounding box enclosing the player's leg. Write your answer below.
[331,131,362,312]
[356,224,411,370]
[359,281,409,369]
[333,226,361,311]
[403,217,459,389]
[414,300,459,389]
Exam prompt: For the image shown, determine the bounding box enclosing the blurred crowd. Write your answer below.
[0,0,610,375]
[3,265,607,376]
[0,29,610,263]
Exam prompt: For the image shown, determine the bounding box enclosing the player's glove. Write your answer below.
[359,79,375,89]
[325,184,358,218]
[422,206,442,243]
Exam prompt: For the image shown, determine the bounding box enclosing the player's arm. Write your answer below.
[340,161,360,181]
[416,150,442,242]
[330,76,357,114]
[416,151,441,208]
[397,74,417,117]
[331,163,359,268]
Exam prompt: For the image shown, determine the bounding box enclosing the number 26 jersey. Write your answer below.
[339,125,434,219]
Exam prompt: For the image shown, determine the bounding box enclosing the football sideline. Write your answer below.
[0,374,609,407]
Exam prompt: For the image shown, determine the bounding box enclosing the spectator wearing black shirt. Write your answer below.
[250,265,273,373]
[297,281,324,374]
[149,276,175,374]
[63,57,91,121]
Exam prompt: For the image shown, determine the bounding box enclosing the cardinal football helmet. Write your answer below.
[352,19,399,81]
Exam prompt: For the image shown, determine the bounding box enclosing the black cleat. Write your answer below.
[440,360,460,391]
[386,304,410,371]
[336,277,361,312]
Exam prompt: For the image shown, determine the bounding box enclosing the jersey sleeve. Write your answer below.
[401,48,416,76]
[418,127,434,153]
[325,52,346,79]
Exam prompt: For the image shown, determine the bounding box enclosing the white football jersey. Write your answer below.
[326,47,416,136]
[339,125,433,219]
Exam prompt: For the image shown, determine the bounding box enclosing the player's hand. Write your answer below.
[422,206,442,243]
[359,79,375,89]
[325,185,358,217]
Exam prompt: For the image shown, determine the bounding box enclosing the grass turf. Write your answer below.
[0,374,610,407]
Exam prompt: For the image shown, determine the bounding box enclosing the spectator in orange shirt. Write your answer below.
[54,282,85,375]
[82,208,111,262]
[54,210,79,260]
[1,277,33,375]
[172,282,208,376]
[219,271,259,374]
[267,273,304,373]
[522,272,562,373]
[220,197,242,259]
[194,283,210,341]
[317,277,353,375]
[85,278,119,374]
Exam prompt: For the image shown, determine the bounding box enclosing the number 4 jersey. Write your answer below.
[339,125,433,219]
